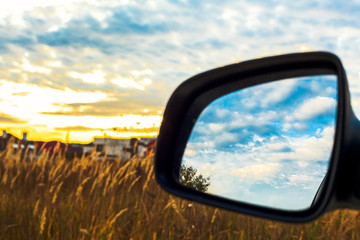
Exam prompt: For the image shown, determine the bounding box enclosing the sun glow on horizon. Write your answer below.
[0,79,163,143]
[1,113,162,143]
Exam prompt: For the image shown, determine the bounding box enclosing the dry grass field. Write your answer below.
[1,142,360,239]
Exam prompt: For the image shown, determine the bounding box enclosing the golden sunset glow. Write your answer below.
[0,66,163,143]
[1,113,162,143]
[299,45,312,52]
[1,121,161,143]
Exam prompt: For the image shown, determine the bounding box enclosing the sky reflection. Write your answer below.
[183,75,337,210]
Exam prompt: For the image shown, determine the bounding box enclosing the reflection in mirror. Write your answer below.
[181,75,337,211]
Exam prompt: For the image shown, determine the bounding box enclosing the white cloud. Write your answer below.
[289,96,337,121]
[229,110,279,128]
[184,124,334,192]
[0,80,107,120]
[238,79,297,110]
[200,163,218,176]
[185,139,215,152]
[267,142,290,152]
[229,163,280,183]
[287,174,316,186]
[215,108,230,118]
[184,147,197,157]
[216,132,238,144]
[111,78,145,90]
[19,58,52,74]
[44,60,62,67]
[282,122,308,132]
[259,79,298,108]
[69,70,106,84]
[132,69,153,76]
[208,123,226,133]
[266,126,335,164]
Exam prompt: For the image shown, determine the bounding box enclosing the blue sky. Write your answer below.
[183,76,337,210]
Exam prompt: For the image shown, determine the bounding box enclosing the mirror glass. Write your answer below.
[180,75,337,211]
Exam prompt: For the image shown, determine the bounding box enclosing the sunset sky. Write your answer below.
[1,0,360,143]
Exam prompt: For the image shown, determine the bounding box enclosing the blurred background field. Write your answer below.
[1,144,360,239]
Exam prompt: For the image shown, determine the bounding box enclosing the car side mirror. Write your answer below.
[155,52,360,222]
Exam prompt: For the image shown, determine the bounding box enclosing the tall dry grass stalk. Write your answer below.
[1,143,360,239]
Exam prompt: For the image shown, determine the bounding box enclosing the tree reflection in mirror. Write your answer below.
[181,75,338,211]
[179,164,211,192]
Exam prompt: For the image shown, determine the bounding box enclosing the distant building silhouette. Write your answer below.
[0,130,35,160]
[0,130,156,161]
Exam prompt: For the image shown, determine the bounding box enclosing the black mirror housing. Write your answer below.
[155,52,359,222]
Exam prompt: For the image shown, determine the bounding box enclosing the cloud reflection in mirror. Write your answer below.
[181,75,337,211]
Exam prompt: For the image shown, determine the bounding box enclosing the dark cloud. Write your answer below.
[112,126,159,133]
[40,97,163,117]
[55,125,159,133]
[0,35,35,53]
[103,8,169,35]
[32,5,171,55]
[0,113,26,123]
[12,92,30,96]
[37,28,113,50]
[277,146,292,153]
[189,39,231,50]
[54,125,97,131]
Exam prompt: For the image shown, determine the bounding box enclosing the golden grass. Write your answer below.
[1,145,360,239]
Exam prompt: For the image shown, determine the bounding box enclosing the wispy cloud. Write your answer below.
[288,97,337,121]
[0,113,26,123]
[230,163,280,183]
